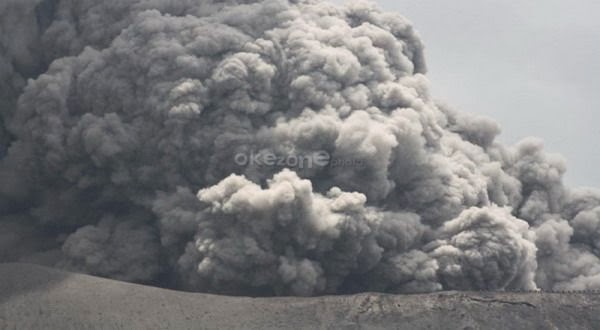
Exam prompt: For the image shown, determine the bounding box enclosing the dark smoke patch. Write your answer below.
[1,0,600,296]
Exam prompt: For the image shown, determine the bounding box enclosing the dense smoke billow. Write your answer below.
[2,0,600,296]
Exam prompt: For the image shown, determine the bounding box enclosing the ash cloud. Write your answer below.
[1,0,600,295]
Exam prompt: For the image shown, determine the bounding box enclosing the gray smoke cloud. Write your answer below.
[2,0,600,296]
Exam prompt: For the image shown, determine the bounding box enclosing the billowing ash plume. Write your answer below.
[2,0,600,296]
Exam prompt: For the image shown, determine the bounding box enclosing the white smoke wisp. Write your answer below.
[1,0,600,296]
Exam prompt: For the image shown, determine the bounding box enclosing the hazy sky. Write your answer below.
[356,0,600,187]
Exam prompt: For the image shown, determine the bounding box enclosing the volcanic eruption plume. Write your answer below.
[2,0,600,296]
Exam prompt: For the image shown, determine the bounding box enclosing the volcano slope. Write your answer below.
[1,263,599,329]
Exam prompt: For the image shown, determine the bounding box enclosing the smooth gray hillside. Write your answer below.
[1,263,600,329]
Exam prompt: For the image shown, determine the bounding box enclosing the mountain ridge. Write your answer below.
[1,263,599,329]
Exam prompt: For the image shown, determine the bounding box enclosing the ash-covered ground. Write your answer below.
[2,263,600,329]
